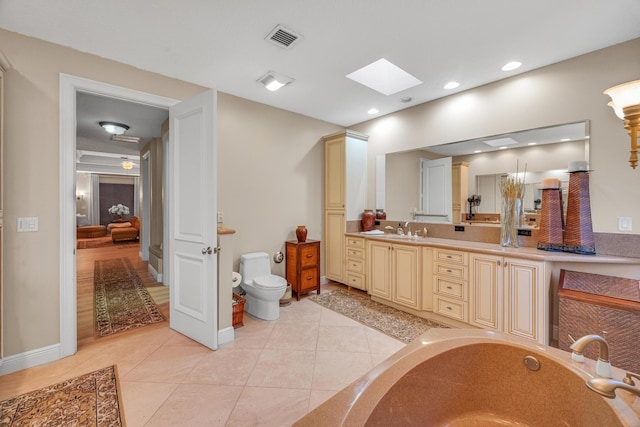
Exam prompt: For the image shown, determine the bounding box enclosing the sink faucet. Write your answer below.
[569,334,612,378]
[586,377,640,399]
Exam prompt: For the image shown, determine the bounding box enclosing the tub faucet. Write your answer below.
[569,334,612,378]
[586,377,640,399]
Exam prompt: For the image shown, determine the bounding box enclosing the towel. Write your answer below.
[360,229,385,235]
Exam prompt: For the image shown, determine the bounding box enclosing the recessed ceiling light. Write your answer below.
[499,146,508,150]
[346,58,422,96]
[474,150,482,153]
[502,61,522,71]
[368,108,379,115]
[561,138,571,142]
[400,96,413,103]
[444,81,460,90]
[257,70,294,91]
[527,142,537,146]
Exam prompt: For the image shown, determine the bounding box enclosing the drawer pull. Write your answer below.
[307,276,312,280]
[447,255,452,259]
[446,306,452,310]
[446,286,452,290]
[446,269,452,273]
[306,254,313,258]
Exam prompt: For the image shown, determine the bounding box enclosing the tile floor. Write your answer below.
[0,290,406,426]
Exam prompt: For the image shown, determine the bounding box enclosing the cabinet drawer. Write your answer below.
[300,267,319,291]
[346,236,365,249]
[435,277,467,301]
[434,263,468,280]
[434,296,468,322]
[345,271,365,290]
[346,247,364,259]
[300,245,318,267]
[434,249,468,265]
[346,258,364,274]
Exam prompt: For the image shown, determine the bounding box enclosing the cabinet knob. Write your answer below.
[446,269,452,273]
[446,286,452,290]
[306,254,313,258]
[446,306,452,310]
[307,276,312,280]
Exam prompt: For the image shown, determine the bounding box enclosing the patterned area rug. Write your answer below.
[310,289,450,343]
[95,257,165,337]
[0,366,124,426]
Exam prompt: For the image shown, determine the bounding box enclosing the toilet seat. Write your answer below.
[252,275,287,290]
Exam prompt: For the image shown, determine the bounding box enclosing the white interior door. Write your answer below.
[420,157,452,222]
[169,90,218,350]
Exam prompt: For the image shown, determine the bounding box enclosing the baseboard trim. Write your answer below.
[148,264,163,283]
[218,326,235,346]
[0,344,62,375]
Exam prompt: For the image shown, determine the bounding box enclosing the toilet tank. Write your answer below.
[239,252,271,282]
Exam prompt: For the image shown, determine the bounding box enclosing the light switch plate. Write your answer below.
[618,216,632,231]
[17,217,39,232]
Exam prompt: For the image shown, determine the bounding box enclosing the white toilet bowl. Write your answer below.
[239,252,287,320]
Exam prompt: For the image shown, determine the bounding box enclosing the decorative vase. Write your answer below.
[296,225,308,243]
[361,209,376,231]
[500,197,522,247]
[375,209,387,220]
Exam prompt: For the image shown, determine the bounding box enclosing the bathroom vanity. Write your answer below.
[344,232,640,345]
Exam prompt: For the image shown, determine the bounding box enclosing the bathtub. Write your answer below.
[295,329,640,426]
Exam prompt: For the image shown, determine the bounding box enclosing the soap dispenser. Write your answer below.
[397,223,403,235]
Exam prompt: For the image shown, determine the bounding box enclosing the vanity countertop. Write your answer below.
[346,232,640,264]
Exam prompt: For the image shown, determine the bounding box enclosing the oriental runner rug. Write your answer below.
[0,366,125,426]
[310,288,450,343]
[95,257,165,337]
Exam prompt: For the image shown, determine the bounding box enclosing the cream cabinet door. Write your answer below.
[504,258,542,342]
[469,254,503,331]
[368,241,391,300]
[325,137,345,210]
[324,210,345,282]
[392,244,421,310]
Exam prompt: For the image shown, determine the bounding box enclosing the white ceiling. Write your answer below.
[2,1,640,129]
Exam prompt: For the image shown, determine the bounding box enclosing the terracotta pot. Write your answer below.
[296,225,308,242]
[361,209,376,231]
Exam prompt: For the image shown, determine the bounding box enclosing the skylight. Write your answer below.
[346,58,422,96]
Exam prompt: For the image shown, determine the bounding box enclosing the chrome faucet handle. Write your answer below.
[623,372,640,386]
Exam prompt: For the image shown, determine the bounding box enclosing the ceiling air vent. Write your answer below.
[265,25,302,49]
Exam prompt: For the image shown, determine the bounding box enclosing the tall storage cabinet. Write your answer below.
[452,162,469,223]
[323,130,368,283]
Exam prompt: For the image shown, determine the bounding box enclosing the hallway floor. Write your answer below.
[0,289,406,426]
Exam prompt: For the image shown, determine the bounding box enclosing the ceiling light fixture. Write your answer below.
[99,121,129,135]
[257,71,294,91]
[121,160,134,170]
[502,61,522,71]
[443,81,460,90]
[604,80,640,169]
[368,108,379,115]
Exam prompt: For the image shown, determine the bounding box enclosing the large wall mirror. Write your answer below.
[384,121,590,223]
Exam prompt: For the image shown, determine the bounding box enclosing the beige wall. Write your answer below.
[216,92,341,276]
[0,29,340,357]
[352,38,640,234]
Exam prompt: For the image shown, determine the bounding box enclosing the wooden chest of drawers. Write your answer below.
[286,240,321,301]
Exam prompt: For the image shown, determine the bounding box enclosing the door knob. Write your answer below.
[202,246,213,255]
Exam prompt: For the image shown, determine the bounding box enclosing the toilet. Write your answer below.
[239,252,287,320]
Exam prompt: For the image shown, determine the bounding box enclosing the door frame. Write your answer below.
[59,74,179,358]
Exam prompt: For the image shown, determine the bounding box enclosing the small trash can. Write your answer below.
[279,284,292,306]
[232,293,246,328]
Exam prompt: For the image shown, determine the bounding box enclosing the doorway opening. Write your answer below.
[60,74,179,358]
